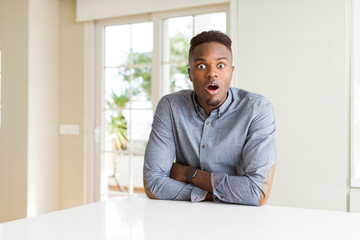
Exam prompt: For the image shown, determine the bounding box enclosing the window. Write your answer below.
[96,18,154,199]
[95,5,229,200]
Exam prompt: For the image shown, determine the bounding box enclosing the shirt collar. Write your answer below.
[192,89,233,118]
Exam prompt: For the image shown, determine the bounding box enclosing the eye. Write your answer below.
[197,64,206,70]
[218,63,225,69]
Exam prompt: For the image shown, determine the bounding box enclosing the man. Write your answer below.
[143,30,276,206]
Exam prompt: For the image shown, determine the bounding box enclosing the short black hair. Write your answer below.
[189,30,232,54]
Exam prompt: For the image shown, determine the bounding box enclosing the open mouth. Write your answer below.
[206,83,220,95]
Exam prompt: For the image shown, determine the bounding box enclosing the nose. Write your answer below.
[207,65,218,79]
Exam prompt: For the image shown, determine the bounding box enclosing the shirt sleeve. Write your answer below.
[143,96,200,200]
[212,101,277,206]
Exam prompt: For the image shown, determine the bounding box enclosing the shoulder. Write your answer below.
[158,90,193,107]
[162,89,193,101]
[228,88,275,120]
[155,89,194,113]
[230,88,272,108]
[229,88,276,128]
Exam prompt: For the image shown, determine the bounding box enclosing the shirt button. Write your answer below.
[220,195,224,199]
[201,144,205,149]
[206,122,210,125]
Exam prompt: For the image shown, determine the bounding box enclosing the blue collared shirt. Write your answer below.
[143,88,276,206]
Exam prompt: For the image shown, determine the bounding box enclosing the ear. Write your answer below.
[187,67,193,82]
[229,66,235,82]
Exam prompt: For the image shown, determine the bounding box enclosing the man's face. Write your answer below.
[188,41,234,115]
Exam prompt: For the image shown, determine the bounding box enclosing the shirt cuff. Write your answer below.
[190,186,208,202]
[211,173,226,203]
[212,172,225,190]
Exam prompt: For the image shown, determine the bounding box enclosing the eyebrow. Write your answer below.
[194,57,229,62]
[194,57,206,62]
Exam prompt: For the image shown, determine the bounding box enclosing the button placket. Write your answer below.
[199,117,211,163]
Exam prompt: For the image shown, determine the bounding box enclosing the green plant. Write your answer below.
[107,90,130,150]
[106,90,130,192]
[169,33,191,92]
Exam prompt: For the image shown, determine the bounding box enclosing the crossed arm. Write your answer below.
[144,147,276,205]
[168,163,276,205]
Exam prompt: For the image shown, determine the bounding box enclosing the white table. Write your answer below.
[1,195,360,240]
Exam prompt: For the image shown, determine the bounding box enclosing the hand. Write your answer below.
[170,162,189,182]
[205,192,213,201]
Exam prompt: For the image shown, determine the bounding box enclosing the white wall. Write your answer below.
[350,188,360,212]
[235,0,349,211]
[27,0,59,217]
